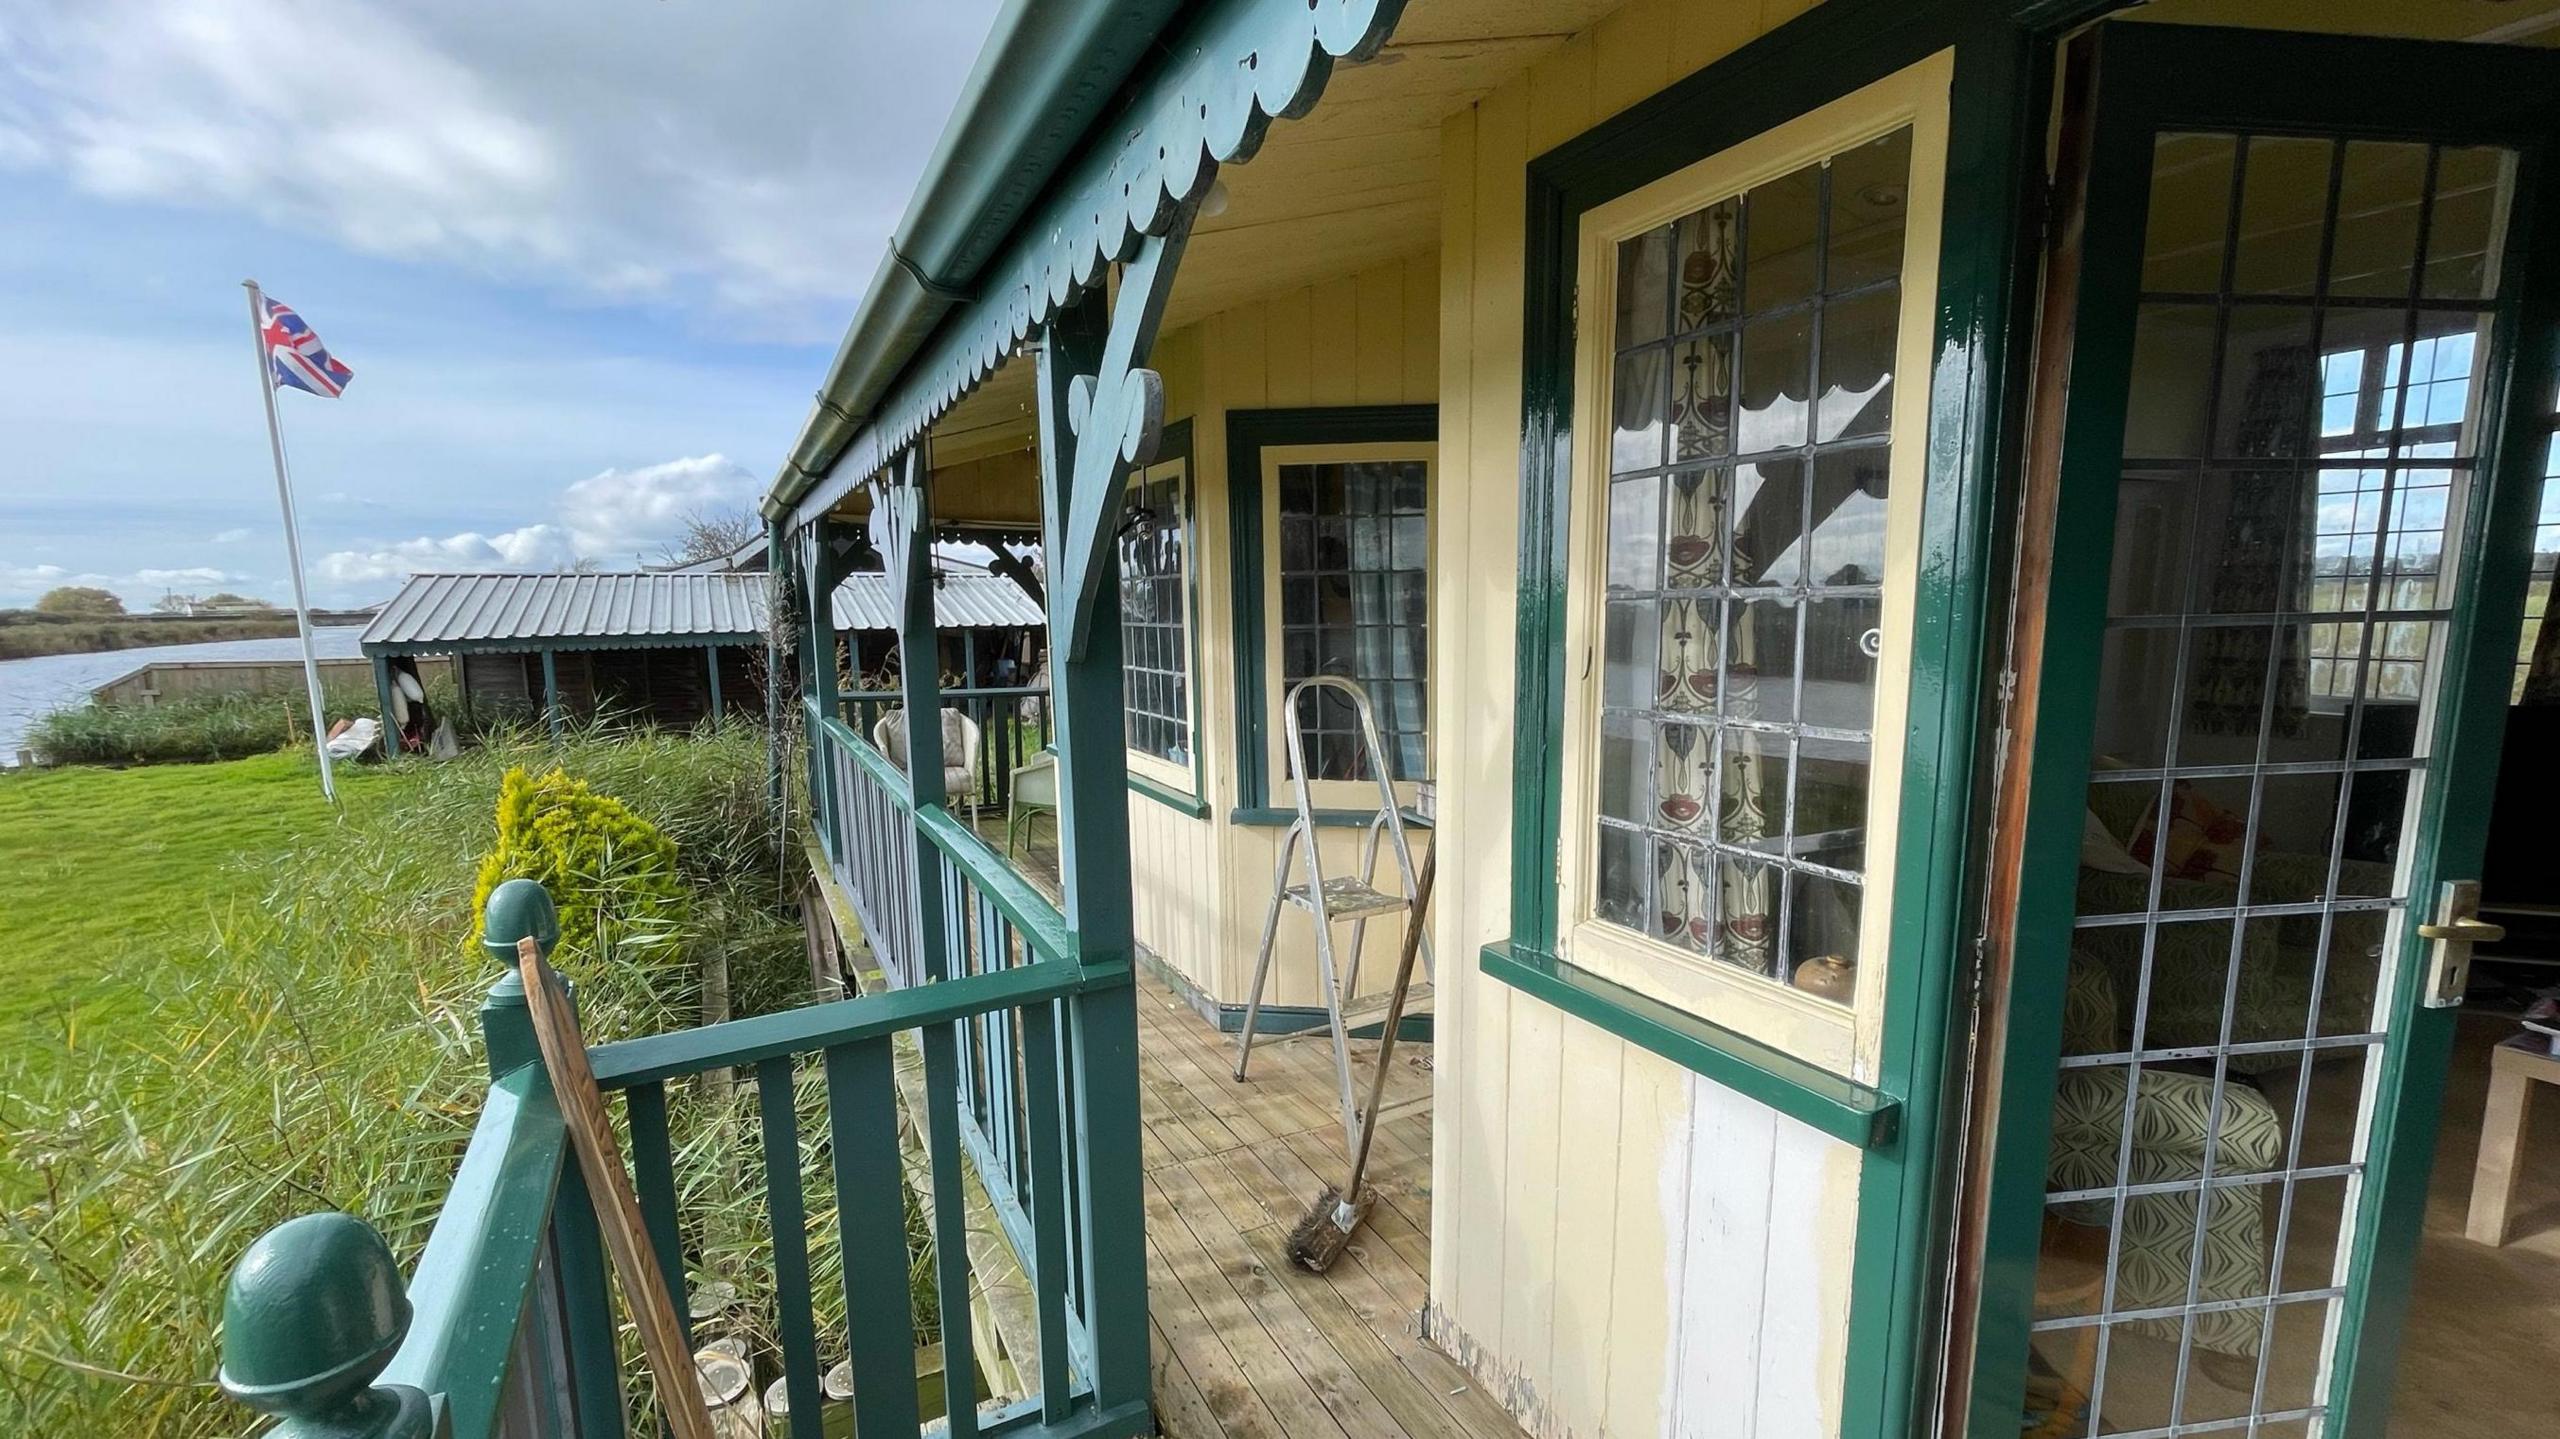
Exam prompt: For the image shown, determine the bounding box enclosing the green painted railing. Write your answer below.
[805,709,1097,1360]
[218,871,1153,1439]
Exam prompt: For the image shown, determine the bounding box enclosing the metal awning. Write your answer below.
[360,571,770,654]
[831,572,1044,633]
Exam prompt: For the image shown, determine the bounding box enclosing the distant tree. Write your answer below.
[201,591,273,610]
[36,585,124,617]
[659,507,763,567]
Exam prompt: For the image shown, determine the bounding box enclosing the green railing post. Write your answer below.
[882,445,956,984]
[483,879,623,1437]
[1036,284,1152,1418]
[219,1212,434,1439]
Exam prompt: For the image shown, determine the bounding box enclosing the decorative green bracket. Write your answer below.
[1054,205,1199,660]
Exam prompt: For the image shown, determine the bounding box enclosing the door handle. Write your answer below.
[2419,880,2501,1008]
[2416,916,2507,943]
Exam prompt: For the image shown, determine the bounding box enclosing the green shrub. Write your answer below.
[472,765,686,967]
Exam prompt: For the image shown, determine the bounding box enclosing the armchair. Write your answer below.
[873,707,983,814]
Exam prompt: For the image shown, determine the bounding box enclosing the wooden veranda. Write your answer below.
[877,822,1527,1439]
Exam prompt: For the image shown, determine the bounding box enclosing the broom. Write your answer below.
[1286,845,1434,1273]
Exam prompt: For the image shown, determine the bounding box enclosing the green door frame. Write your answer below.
[1961,23,2560,1438]
[1479,0,2126,1431]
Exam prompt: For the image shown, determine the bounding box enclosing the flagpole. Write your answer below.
[244,279,338,805]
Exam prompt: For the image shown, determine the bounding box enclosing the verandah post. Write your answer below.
[1034,284,1150,1421]
[765,514,788,812]
[370,653,396,755]
[882,446,954,985]
[540,648,562,742]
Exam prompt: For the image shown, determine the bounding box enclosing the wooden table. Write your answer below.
[2466,1031,2560,1247]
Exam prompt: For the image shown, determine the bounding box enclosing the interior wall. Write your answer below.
[1428,4,1864,1438]
[1130,250,1442,1012]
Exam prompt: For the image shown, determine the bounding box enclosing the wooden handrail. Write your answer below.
[586,958,1120,1089]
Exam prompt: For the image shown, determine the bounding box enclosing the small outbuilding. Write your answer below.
[360,571,770,742]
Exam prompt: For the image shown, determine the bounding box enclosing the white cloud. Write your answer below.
[212,527,253,544]
[315,452,757,584]
[0,0,1000,338]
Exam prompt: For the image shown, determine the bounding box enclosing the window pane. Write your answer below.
[1671,199,1740,332]
[1827,128,1910,293]
[1744,161,1820,315]
[1279,457,1431,780]
[1816,285,1896,442]
[1613,348,1669,473]
[1119,464,1192,765]
[1585,127,1912,997]
[1618,225,1673,346]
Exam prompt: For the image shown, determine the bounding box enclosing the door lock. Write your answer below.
[2416,880,2505,1008]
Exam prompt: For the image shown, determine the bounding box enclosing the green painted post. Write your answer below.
[885,447,955,983]
[704,645,723,719]
[766,515,788,813]
[481,879,622,1436]
[540,649,562,743]
[1035,284,1150,1417]
[219,1212,433,1439]
[371,654,396,756]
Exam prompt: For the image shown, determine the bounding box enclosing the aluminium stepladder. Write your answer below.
[1232,675,1433,1153]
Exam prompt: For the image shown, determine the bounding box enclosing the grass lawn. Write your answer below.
[0,753,388,1044]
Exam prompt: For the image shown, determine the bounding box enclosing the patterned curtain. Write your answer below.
[2189,344,2316,737]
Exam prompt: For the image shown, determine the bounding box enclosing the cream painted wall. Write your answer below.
[1124,252,1442,1013]
[1425,4,1868,1438]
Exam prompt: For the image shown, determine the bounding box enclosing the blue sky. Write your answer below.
[0,0,999,608]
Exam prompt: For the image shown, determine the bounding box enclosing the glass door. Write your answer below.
[1969,23,2560,1439]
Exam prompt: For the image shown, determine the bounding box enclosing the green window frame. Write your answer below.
[1225,405,1437,826]
[1478,2,2072,1434]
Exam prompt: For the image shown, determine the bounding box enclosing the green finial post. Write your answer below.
[220,1212,431,1439]
[478,877,559,1076]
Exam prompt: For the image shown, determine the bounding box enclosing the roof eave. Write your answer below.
[765,0,1188,521]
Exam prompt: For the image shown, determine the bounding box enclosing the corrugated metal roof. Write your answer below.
[361,571,770,649]
[832,572,1044,632]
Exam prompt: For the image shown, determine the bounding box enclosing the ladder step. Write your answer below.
[1265,982,1433,1043]
[1282,877,1411,917]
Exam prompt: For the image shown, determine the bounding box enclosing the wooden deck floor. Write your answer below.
[950,816,1522,1436]
[1130,971,1524,1439]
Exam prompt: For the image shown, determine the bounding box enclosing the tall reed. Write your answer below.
[0,722,835,1433]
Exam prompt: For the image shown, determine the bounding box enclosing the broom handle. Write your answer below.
[1343,846,1433,1202]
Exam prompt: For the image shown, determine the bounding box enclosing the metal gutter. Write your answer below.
[766,0,1186,519]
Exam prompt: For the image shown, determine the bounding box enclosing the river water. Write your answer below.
[0,627,369,766]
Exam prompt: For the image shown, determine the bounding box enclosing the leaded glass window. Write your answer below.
[1119,462,1191,766]
[1590,126,1911,1001]
[1276,459,1430,781]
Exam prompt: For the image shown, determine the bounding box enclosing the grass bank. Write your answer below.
[0,615,300,661]
[0,726,829,1432]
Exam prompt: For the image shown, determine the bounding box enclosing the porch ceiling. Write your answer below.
[900,0,1628,496]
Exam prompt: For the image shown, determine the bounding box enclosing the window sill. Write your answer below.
[1229,805,1434,831]
[1128,772,1211,819]
[1480,940,1900,1150]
